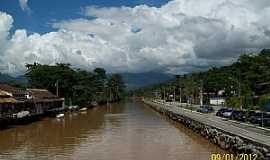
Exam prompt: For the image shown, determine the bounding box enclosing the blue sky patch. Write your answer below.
[0,0,170,34]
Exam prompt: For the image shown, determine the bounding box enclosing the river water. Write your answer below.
[0,101,224,160]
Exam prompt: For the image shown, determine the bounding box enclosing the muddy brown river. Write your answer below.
[0,101,224,160]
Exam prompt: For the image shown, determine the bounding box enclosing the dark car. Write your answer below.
[248,111,262,124]
[230,110,247,121]
[197,105,214,113]
[248,112,270,126]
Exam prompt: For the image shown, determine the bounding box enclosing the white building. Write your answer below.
[210,97,225,105]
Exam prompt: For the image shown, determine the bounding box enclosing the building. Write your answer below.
[0,90,18,121]
[0,84,64,121]
[210,97,225,106]
[0,84,28,121]
[26,89,64,115]
[0,84,27,101]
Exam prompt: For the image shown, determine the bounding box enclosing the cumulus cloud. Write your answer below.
[1,0,270,75]
[18,0,31,14]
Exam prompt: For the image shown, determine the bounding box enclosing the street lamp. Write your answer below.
[199,79,203,106]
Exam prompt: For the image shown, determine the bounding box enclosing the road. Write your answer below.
[147,99,270,147]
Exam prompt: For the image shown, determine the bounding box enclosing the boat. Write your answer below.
[56,113,64,118]
[11,111,33,125]
[68,105,79,111]
[13,111,30,119]
[91,101,98,106]
[79,107,87,112]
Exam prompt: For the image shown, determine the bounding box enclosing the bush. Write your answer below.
[243,96,253,110]
[258,95,269,110]
[226,97,240,109]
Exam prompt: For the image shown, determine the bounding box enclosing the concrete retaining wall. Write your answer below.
[144,99,270,160]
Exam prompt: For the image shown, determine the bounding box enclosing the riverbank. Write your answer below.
[0,101,224,160]
[0,101,102,130]
[143,98,270,160]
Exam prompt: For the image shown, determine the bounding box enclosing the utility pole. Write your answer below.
[191,76,194,106]
[56,80,59,97]
[176,75,187,106]
[262,112,264,128]
[107,87,109,105]
[163,87,166,104]
[173,86,176,102]
[179,88,182,104]
[238,69,242,110]
[200,80,203,106]
[178,75,182,105]
[110,87,112,102]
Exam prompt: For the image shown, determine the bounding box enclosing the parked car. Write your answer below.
[222,109,234,118]
[197,105,214,113]
[248,111,270,126]
[216,108,228,117]
[248,111,261,124]
[216,108,234,118]
[230,110,247,121]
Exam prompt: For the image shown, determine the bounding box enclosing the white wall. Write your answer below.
[210,98,225,105]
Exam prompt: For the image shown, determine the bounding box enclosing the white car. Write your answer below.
[222,109,234,118]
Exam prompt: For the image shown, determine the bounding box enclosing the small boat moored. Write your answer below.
[91,101,98,107]
[56,113,64,118]
[79,107,87,112]
[68,105,79,111]
[13,111,30,119]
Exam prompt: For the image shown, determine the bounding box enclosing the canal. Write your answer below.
[0,101,224,160]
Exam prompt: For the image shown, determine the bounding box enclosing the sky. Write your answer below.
[0,0,270,75]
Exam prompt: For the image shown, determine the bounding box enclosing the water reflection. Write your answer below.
[0,101,224,160]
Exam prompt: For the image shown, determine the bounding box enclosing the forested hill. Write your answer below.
[121,72,174,90]
[135,49,270,109]
[0,71,174,91]
[0,73,14,82]
[0,73,28,86]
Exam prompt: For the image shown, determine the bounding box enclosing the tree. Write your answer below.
[107,74,126,101]
[133,49,270,109]
[226,97,241,109]
[258,95,269,110]
[25,63,126,106]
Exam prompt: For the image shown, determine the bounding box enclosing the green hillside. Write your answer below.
[134,49,270,110]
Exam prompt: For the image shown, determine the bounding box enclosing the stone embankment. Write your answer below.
[143,99,270,160]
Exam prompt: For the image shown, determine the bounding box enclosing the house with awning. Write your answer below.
[0,90,22,121]
[0,84,28,121]
[0,83,65,120]
[26,89,65,115]
[0,84,27,101]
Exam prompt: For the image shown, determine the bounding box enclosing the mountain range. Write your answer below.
[120,72,174,90]
[0,72,173,90]
[0,73,28,85]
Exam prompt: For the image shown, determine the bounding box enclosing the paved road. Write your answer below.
[146,99,270,147]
